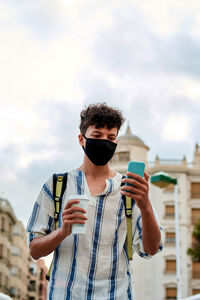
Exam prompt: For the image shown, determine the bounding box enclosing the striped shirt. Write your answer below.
[27,169,163,300]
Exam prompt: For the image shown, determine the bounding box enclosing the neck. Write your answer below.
[79,156,113,178]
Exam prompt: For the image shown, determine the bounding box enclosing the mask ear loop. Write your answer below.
[81,134,87,151]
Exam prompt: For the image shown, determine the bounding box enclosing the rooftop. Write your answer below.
[119,124,149,149]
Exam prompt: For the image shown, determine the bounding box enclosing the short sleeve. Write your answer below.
[26,176,55,245]
[132,203,164,259]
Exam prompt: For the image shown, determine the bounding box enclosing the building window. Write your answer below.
[112,151,130,162]
[191,208,200,225]
[13,224,20,236]
[165,259,176,272]
[8,222,12,241]
[1,217,5,232]
[165,287,177,299]
[29,264,37,275]
[192,262,200,279]
[164,184,174,193]
[10,287,16,297]
[166,232,175,245]
[118,152,130,161]
[192,235,198,248]
[193,289,200,295]
[191,182,200,198]
[39,283,43,296]
[5,276,8,289]
[7,249,10,261]
[0,244,3,258]
[40,269,44,280]
[11,246,19,256]
[165,205,175,218]
[11,266,20,277]
[28,280,36,292]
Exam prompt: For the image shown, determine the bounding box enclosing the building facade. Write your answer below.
[9,220,29,299]
[0,198,47,300]
[37,259,48,300]
[0,199,16,296]
[111,125,200,300]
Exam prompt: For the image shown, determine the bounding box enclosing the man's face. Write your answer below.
[85,125,118,141]
[79,125,118,147]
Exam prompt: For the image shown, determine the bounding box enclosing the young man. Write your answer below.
[27,103,163,300]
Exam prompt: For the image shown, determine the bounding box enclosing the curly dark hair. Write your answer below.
[79,103,125,135]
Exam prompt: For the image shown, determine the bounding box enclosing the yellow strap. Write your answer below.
[55,176,63,199]
[46,263,52,280]
[126,196,133,260]
[46,175,64,280]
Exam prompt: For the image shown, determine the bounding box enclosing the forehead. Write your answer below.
[86,125,118,136]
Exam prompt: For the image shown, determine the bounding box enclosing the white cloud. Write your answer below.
[0,26,87,106]
[0,0,200,225]
[175,77,200,102]
[0,107,48,146]
[162,114,190,142]
[131,0,200,36]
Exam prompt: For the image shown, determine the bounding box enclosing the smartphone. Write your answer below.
[125,161,145,188]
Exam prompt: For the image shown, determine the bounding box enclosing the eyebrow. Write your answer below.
[91,130,117,137]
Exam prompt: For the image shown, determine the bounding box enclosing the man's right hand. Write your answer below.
[60,199,88,237]
[29,199,88,260]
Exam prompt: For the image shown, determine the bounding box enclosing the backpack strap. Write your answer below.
[46,172,68,281]
[121,175,133,260]
[53,173,68,229]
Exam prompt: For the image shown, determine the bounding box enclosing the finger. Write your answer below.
[144,172,149,181]
[121,190,144,201]
[121,185,146,198]
[62,206,87,215]
[125,172,145,184]
[63,213,88,221]
[64,200,80,210]
[121,178,147,190]
[63,218,87,225]
[121,184,147,196]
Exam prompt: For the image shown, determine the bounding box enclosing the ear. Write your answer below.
[78,134,85,147]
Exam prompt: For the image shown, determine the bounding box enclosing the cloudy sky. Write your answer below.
[0,0,200,227]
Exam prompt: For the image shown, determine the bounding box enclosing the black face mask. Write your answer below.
[82,135,117,166]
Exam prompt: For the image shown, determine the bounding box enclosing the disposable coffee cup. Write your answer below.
[68,194,89,234]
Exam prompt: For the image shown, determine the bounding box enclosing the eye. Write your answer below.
[108,137,116,141]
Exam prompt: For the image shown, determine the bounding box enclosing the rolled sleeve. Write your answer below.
[132,205,164,259]
[26,177,55,245]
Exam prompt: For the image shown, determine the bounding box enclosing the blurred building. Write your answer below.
[9,221,29,299]
[111,125,200,300]
[37,260,48,300]
[27,256,40,300]
[0,199,16,296]
[0,198,47,300]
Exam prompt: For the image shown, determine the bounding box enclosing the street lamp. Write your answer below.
[151,171,181,300]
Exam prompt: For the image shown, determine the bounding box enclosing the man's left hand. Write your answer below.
[121,172,150,211]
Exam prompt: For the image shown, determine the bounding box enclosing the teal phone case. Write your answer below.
[125,161,145,187]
